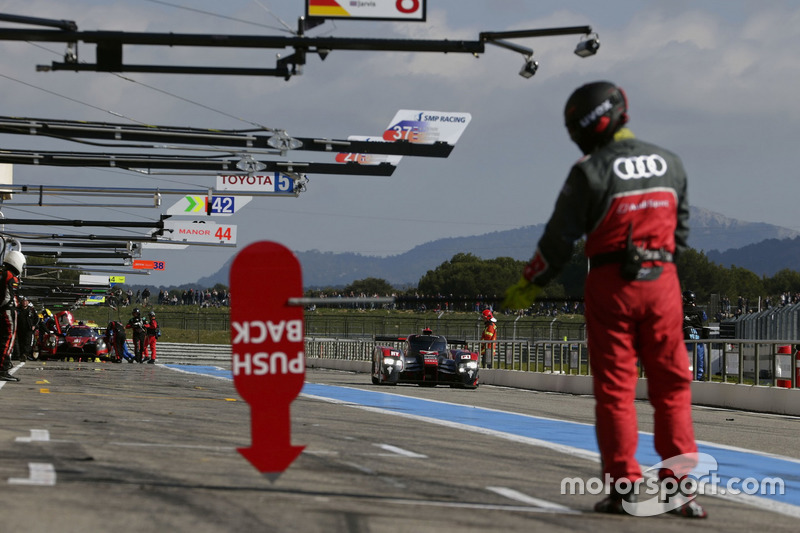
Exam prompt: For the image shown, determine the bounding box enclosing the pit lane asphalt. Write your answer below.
[1,360,798,533]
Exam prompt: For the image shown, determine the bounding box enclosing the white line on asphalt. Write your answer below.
[344,462,406,488]
[345,462,376,475]
[8,463,56,486]
[110,442,236,451]
[0,362,23,390]
[302,393,601,464]
[374,443,427,458]
[487,486,576,512]
[15,429,50,443]
[384,497,581,515]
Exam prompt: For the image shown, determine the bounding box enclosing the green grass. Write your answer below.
[69,304,232,344]
[68,304,587,345]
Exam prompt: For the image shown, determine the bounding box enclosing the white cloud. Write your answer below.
[1,1,800,284]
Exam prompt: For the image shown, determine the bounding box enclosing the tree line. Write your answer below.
[309,244,800,308]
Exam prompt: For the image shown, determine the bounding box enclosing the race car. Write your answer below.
[371,328,480,389]
[39,324,109,361]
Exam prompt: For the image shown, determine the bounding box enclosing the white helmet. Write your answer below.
[3,250,25,274]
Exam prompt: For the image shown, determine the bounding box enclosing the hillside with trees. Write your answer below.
[302,246,800,312]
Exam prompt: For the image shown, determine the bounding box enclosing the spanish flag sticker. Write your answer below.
[308,0,350,18]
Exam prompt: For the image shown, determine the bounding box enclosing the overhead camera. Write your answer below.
[574,35,600,57]
[519,57,539,79]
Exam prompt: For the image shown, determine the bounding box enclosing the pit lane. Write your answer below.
[1,360,798,533]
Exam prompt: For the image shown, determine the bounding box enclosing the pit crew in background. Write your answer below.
[106,320,135,363]
[0,251,25,382]
[480,309,497,368]
[38,308,55,354]
[143,311,159,364]
[682,290,707,380]
[40,309,55,333]
[16,296,38,361]
[503,81,705,518]
[125,308,146,363]
[54,310,73,335]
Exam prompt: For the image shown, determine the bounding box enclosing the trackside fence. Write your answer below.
[155,337,800,388]
[304,337,800,388]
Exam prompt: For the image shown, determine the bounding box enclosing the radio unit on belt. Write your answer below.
[590,224,673,281]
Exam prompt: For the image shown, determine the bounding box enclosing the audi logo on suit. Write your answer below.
[613,154,668,180]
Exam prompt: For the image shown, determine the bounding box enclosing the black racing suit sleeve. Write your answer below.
[526,138,689,285]
[529,166,591,287]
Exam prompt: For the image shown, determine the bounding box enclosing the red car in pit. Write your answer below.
[39,323,109,361]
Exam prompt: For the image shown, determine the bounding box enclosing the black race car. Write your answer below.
[371,328,480,389]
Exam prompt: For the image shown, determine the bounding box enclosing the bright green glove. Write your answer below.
[502,277,542,310]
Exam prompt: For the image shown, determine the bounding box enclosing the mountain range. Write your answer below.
[197,206,800,288]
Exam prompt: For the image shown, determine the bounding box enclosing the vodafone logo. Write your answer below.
[613,154,668,180]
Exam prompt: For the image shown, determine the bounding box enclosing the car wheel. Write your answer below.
[371,358,381,385]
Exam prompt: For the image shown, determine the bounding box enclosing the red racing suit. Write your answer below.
[0,267,20,372]
[480,320,497,367]
[522,131,697,483]
[144,318,158,362]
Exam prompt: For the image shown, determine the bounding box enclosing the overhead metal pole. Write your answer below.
[0,217,167,228]
[5,184,294,198]
[0,116,454,157]
[0,12,594,79]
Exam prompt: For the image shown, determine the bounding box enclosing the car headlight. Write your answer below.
[96,339,106,350]
[462,361,478,370]
[383,358,403,370]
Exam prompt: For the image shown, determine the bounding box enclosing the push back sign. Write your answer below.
[230,241,305,479]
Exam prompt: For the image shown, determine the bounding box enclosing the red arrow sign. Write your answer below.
[230,241,305,479]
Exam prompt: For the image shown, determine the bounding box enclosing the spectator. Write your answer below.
[503,81,705,517]
[141,287,151,307]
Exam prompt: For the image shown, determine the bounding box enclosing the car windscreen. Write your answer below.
[66,327,93,337]
[408,336,447,353]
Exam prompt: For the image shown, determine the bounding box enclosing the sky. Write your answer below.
[0,0,798,287]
